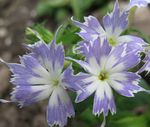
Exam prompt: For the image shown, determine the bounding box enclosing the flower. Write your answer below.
[126,0,150,10]
[2,39,83,127]
[67,38,148,119]
[71,0,146,52]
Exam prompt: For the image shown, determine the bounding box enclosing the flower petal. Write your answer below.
[93,81,116,116]
[103,1,128,38]
[47,86,74,127]
[108,72,144,97]
[71,16,105,42]
[106,43,140,72]
[11,85,52,107]
[126,0,150,10]
[75,75,99,103]
[117,35,146,53]
[61,64,85,91]
[28,40,64,77]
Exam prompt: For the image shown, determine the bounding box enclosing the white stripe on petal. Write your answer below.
[32,65,51,80]
[108,80,123,91]
[49,86,70,108]
[110,63,125,73]
[88,57,101,75]
[104,82,113,100]
[109,73,127,81]
[28,77,52,85]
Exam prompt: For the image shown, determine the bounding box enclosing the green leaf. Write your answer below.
[79,107,100,126]
[109,116,147,127]
[25,24,53,44]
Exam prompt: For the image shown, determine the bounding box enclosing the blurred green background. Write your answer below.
[0,0,150,127]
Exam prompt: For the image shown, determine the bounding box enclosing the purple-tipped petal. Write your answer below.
[126,0,150,10]
[76,76,99,102]
[71,16,105,42]
[103,1,128,37]
[106,43,141,72]
[93,82,116,116]
[61,65,85,91]
[47,87,74,127]
[11,85,52,107]
[108,72,143,97]
[117,35,147,53]
[28,41,64,75]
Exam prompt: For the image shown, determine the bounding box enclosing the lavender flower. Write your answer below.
[126,0,150,10]
[67,38,148,120]
[72,0,146,52]
[1,39,83,127]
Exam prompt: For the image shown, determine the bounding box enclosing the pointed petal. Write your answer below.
[11,85,52,107]
[71,16,105,42]
[75,76,99,103]
[103,1,128,38]
[61,64,85,91]
[126,0,150,10]
[106,43,141,72]
[47,87,74,127]
[108,72,144,97]
[117,35,146,53]
[28,41,64,76]
[93,81,116,116]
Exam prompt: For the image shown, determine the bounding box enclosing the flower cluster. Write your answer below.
[1,0,150,127]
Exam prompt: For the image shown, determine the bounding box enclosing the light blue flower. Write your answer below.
[1,39,83,127]
[67,38,148,121]
[72,0,147,54]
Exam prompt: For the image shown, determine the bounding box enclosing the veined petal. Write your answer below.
[106,43,140,72]
[93,81,116,116]
[71,16,105,42]
[61,64,85,91]
[11,85,52,107]
[117,35,146,53]
[103,0,128,38]
[66,57,98,75]
[75,76,99,103]
[108,72,143,97]
[47,86,74,127]
[28,40,64,77]
[7,55,52,86]
[126,0,150,10]
[27,41,53,71]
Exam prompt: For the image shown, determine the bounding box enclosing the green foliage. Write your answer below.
[25,24,53,44]
[36,0,111,22]
[25,1,150,127]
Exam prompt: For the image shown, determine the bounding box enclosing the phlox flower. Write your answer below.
[71,0,147,53]
[67,38,148,123]
[126,0,150,10]
[1,39,83,127]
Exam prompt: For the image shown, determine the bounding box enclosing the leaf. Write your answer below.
[25,24,53,44]
[79,107,100,126]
